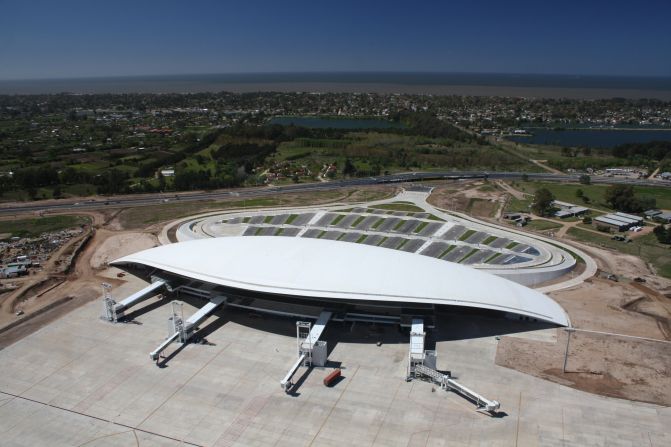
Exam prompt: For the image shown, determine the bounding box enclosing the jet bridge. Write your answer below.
[101,279,166,322]
[406,318,500,414]
[281,310,332,392]
[150,296,227,363]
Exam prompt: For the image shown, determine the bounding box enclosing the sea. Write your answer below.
[1,72,671,99]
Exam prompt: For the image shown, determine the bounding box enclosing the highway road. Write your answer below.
[0,171,669,216]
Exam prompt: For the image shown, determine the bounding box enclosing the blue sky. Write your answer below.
[0,0,669,80]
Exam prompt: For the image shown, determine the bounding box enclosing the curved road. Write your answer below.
[0,171,668,216]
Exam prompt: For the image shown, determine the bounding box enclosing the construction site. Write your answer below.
[0,181,670,446]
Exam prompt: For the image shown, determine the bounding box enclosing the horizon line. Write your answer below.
[2,70,671,83]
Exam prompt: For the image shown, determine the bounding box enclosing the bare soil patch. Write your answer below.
[427,182,505,218]
[496,329,671,405]
[549,278,670,339]
[497,225,671,404]
[90,232,158,269]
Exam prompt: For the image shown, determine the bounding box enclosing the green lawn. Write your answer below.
[512,181,671,211]
[513,181,610,210]
[459,229,476,241]
[414,222,428,233]
[351,216,365,227]
[440,245,455,257]
[566,227,671,279]
[482,235,498,245]
[460,248,478,262]
[119,198,283,229]
[0,215,90,238]
[525,219,563,231]
[485,252,501,263]
[331,214,345,225]
[371,218,385,229]
[505,195,532,213]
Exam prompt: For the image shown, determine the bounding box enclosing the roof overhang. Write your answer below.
[111,236,569,326]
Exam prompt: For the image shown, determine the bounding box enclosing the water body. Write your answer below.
[268,116,403,129]
[1,72,670,99]
[507,128,671,148]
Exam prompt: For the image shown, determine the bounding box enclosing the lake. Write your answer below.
[268,116,404,129]
[507,128,671,148]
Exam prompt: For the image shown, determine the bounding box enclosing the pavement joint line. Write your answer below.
[561,406,566,446]
[0,395,14,408]
[137,339,231,431]
[214,393,272,447]
[308,364,360,447]
[74,429,135,447]
[18,342,101,398]
[0,390,203,447]
[370,379,403,446]
[515,391,522,447]
[422,379,446,447]
[191,340,258,441]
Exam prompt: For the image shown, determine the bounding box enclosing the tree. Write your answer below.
[531,188,556,217]
[604,184,653,212]
[96,168,127,195]
[582,216,592,224]
[575,189,584,198]
[157,171,166,191]
[579,174,591,185]
[343,158,357,177]
[653,225,671,244]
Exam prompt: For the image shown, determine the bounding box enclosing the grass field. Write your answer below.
[119,199,285,229]
[504,195,533,213]
[466,198,498,217]
[504,141,626,170]
[273,132,536,175]
[0,215,90,238]
[512,181,671,211]
[118,188,394,229]
[525,219,563,231]
[566,227,671,279]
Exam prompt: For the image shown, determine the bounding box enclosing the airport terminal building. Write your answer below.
[111,236,569,327]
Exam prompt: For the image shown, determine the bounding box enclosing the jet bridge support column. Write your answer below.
[281,310,332,392]
[150,296,227,363]
[101,279,166,322]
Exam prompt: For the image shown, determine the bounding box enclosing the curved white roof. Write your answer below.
[111,236,569,326]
